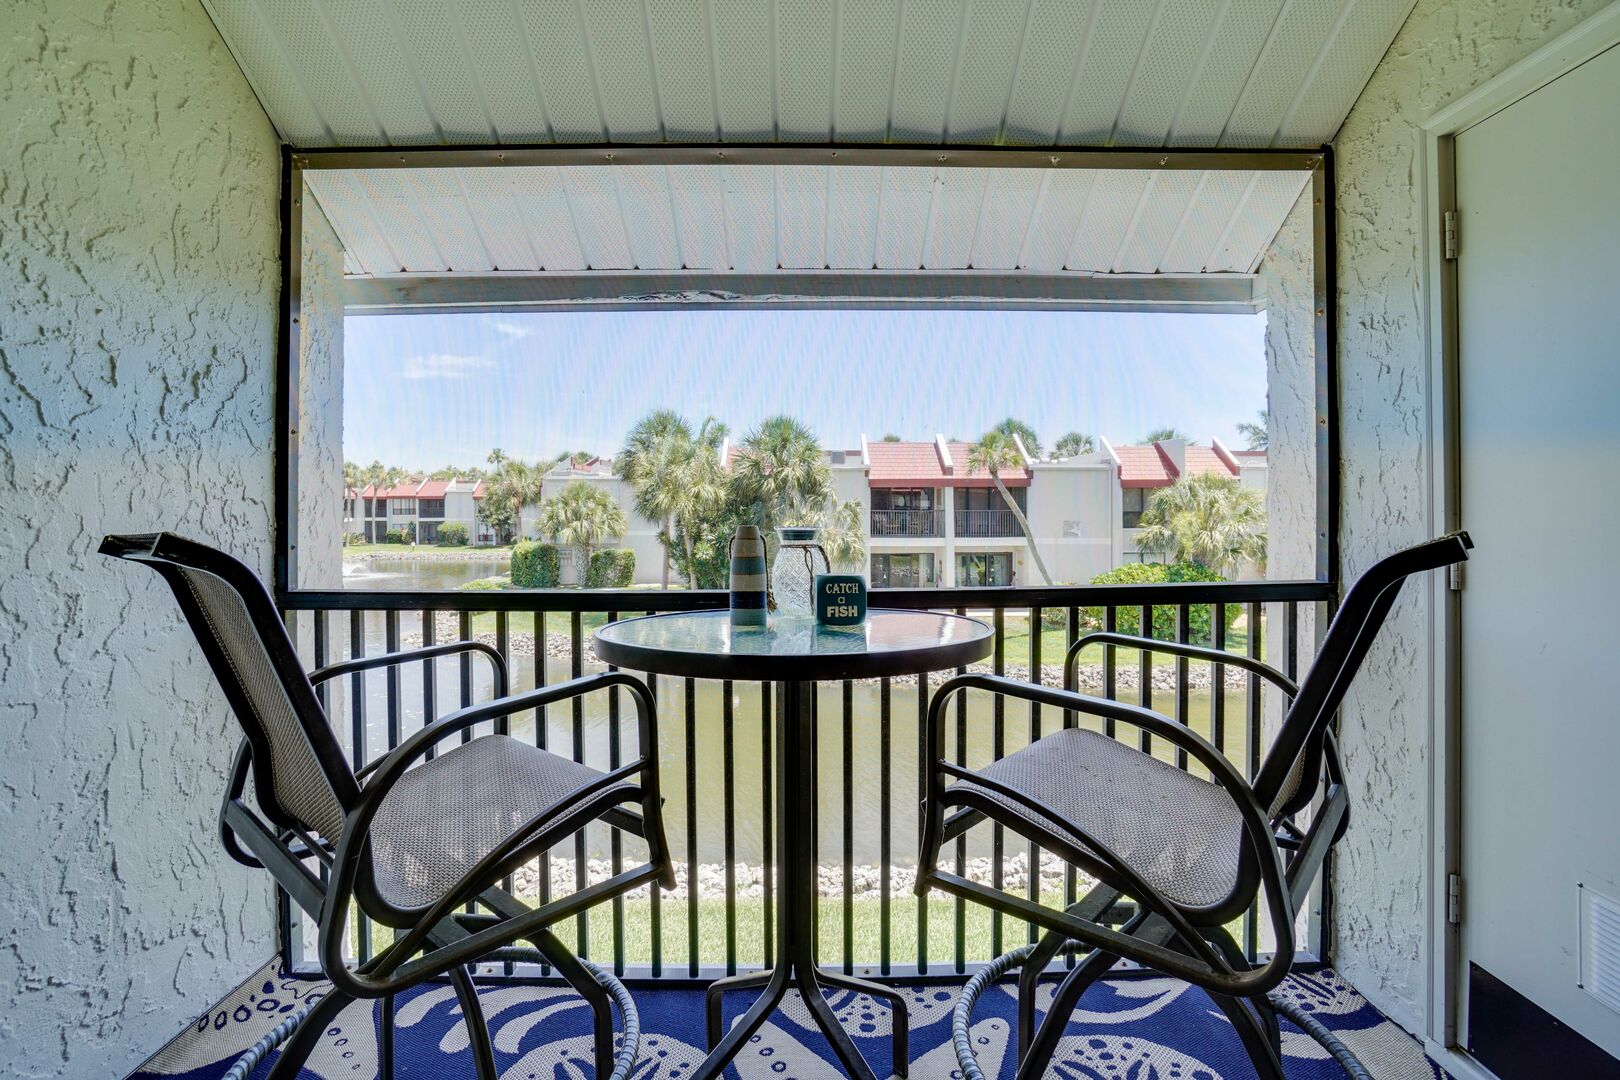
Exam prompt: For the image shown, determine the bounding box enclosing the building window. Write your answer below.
[957,552,1013,587]
[394,498,417,516]
[870,552,937,588]
[419,498,445,518]
[1122,488,1147,529]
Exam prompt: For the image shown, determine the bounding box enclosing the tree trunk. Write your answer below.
[681,524,699,589]
[993,474,1052,585]
[661,514,672,589]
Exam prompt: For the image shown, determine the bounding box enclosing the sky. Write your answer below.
[343,309,1268,470]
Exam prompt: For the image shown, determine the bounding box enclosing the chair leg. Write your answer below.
[531,928,616,1076]
[265,988,355,1080]
[705,971,772,1050]
[1017,927,1070,1060]
[449,966,499,1080]
[378,993,395,1080]
[1209,993,1287,1080]
[1014,947,1119,1080]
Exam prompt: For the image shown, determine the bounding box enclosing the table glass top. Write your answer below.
[594,608,993,680]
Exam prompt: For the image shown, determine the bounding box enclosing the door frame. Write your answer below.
[1418,7,1620,1073]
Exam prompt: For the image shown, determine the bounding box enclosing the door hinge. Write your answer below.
[1443,209,1460,260]
[1449,562,1464,591]
[1448,873,1463,925]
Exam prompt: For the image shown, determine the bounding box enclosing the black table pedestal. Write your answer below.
[693,680,909,1080]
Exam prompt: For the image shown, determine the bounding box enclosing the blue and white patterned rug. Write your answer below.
[130,960,1447,1079]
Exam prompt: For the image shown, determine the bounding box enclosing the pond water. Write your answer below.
[317,606,1270,868]
[341,556,510,591]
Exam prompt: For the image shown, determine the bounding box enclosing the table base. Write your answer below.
[691,681,909,1080]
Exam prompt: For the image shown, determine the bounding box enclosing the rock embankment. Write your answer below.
[403,613,1254,692]
[511,853,1094,902]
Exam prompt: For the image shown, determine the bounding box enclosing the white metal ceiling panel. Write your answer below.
[614,166,683,269]
[875,168,936,269]
[722,165,777,271]
[776,166,829,270]
[825,168,883,268]
[925,169,992,269]
[970,169,1045,269]
[310,160,1310,280]
[1019,169,1100,272]
[208,0,1414,149]
[511,168,588,270]
[456,169,541,271]
[666,166,730,269]
[561,169,635,268]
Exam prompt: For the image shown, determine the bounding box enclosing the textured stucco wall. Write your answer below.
[0,2,281,1075]
[1329,0,1612,1032]
[297,201,345,589]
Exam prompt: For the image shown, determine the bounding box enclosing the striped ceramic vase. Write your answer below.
[728,525,769,627]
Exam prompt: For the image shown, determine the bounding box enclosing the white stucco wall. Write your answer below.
[0,2,281,1075]
[1329,0,1612,1033]
[297,202,346,589]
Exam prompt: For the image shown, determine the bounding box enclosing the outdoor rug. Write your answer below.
[129,961,1448,1079]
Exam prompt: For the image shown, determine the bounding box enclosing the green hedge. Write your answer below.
[586,548,636,588]
[436,522,469,546]
[383,527,410,544]
[1079,562,1239,644]
[511,541,561,588]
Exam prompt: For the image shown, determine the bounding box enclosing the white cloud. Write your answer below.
[494,321,532,339]
[401,353,496,380]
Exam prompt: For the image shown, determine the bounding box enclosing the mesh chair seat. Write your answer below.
[948,727,1244,909]
[369,734,635,910]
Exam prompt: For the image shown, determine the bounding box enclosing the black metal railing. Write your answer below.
[870,508,942,537]
[281,580,1329,983]
[954,509,1024,537]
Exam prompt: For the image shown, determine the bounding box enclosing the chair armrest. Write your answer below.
[1066,632,1297,698]
[309,639,508,696]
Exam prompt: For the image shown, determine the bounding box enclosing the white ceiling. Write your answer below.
[203,0,1412,148]
[305,163,1310,277]
[203,0,1399,297]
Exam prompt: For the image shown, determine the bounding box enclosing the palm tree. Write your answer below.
[1053,431,1097,458]
[819,496,867,573]
[1134,472,1266,576]
[881,433,902,442]
[619,411,730,588]
[1236,409,1270,451]
[480,457,543,544]
[1142,426,1196,445]
[730,416,831,539]
[538,481,627,583]
[991,417,1042,459]
[966,429,1051,585]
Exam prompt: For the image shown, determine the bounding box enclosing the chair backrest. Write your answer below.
[1255,532,1472,819]
[101,533,357,841]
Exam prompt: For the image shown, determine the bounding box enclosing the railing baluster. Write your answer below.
[842,679,855,974]
[384,610,401,753]
[1138,603,1153,755]
[1175,603,1191,771]
[1027,606,1043,944]
[879,674,892,976]
[312,610,328,711]
[760,680,773,971]
[536,610,551,976]
[1066,605,1084,966]
[723,678,737,976]
[1246,600,1264,962]
[1212,603,1228,759]
[916,669,929,975]
[954,606,968,973]
[684,676,698,977]
[606,611,625,977]
[571,611,587,956]
[458,611,472,744]
[348,610,370,966]
[990,607,1005,959]
[648,671,661,977]
[422,608,437,761]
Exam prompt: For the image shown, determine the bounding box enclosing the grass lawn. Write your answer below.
[362,891,1260,973]
[345,543,515,558]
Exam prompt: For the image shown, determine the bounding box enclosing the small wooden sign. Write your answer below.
[814,574,868,627]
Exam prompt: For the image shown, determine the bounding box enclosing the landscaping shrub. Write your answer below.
[586,549,636,588]
[511,541,561,588]
[383,527,410,545]
[437,522,469,547]
[343,532,366,547]
[458,576,509,592]
[1080,562,1238,644]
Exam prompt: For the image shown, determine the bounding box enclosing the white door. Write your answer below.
[1456,40,1620,1063]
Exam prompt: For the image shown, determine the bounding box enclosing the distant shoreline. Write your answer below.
[345,547,512,563]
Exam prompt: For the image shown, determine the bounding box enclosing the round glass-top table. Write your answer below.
[595,609,993,1080]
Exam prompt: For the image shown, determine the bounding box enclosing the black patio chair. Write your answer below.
[102,533,676,1080]
[917,532,1472,1080]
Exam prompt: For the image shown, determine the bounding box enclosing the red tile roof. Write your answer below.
[1116,443,1240,488]
[866,440,1029,488]
[415,478,451,498]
